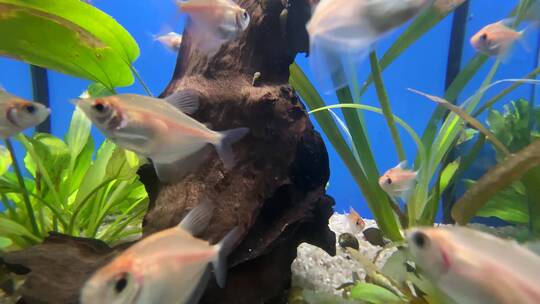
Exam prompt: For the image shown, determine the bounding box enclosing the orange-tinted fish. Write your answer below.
[155,32,183,51]
[347,207,365,234]
[0,88,50,139]
[177,0,250,53]
[470,20,523,57]
[74,91,248,182]
[378,161,417,200]
[81,200,241,304]
[407,226,540,304]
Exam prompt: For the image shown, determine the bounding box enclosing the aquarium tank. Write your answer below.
[1,0,540,303]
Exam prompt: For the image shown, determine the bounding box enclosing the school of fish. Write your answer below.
[3,0,540,304]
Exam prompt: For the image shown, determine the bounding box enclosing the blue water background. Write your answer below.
[0,0,538,221]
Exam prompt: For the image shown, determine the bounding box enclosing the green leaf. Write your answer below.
[65,107,92,162]
[440,160,460,197]
[0,236,13,249]
[0,0,139,88]
[106,147,140,181]
[0,145,12,175]
[487,99,532,155]
[0,217,40,242]
[87,82,115,97]
[381,249,409,285]
[452,140,540,224]
[24,133,70,183]
[350,283,402,303]
[466,180,529,225]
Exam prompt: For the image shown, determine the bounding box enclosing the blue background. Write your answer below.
[1,0,538,219]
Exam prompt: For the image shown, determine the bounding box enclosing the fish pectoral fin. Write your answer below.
[164,89,200,115]
[153,146,211,182]
[178,199,214,236]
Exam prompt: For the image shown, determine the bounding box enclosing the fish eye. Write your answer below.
[92,102,106,113]
[24,104,36,114]
[114,273,128,294]
[386,178,392,185]
[411,231,428,249]
[480,33,488,41]
[243,11,249,19]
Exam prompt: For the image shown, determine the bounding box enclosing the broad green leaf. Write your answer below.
[466,180,529,224]
[0,145,11,175]
[24,133,70,183]
[0,236,13,249]
[439,160,459,194]
[0,0,139,88]
[87,82,115,97]
[65,107,92,162]
[106,147,139,181]
[452,140,540,224]
[350,283,402,303]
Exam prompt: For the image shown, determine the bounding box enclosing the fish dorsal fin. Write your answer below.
[178,199,215,236]
[396,161,408,170]
[164,89,200,115]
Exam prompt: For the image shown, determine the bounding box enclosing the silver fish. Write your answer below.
[81,200,241,304]
[407,226,540,304]
[306,0,433,92]
[378,161,417,200]
[0,88,50,139]
[177,0,250,53]
[154,32,183,51]
[74,91,248,182]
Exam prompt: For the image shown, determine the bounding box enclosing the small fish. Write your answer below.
[346,207,365,234]
[378,161,417,200]
[74,90,249,182]
[407,226,540,304]
[154,32,183,51]
[0,88,50,139]
[470,20,524,57]
[177,0,250,53]
[81,200,241,304]
[306,0,432,92]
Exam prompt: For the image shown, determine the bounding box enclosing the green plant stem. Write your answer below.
[130,65,153,97]
[4,139,39,235]
[473,66,540,117]
[16,135,64,209]
[369,51,406,161]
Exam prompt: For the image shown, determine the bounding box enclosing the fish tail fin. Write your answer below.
[178,199,214,236]
[214,127,249,169]
[212,227,242,288]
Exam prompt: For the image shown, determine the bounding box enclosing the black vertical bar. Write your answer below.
[444,2,471,92]
[441,2,471,224]
[29,65,51,133]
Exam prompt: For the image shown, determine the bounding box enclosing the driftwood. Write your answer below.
[2,0,335,303]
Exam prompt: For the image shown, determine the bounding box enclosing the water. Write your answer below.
[1,0,540,303]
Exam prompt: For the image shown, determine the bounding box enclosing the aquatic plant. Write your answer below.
[0,102,148,249]
[291,0,540,239]
[451,99,540,232]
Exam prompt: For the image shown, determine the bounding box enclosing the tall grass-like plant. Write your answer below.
[290,0,539,237]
